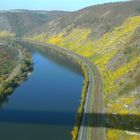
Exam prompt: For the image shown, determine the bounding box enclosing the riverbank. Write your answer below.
[0,42,33,100]
[20,39,105,140]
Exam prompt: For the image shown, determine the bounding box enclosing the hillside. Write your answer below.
[28,1,140,140]
[0,0,140,139]
[0,10,69,36]
[29,0,140,39]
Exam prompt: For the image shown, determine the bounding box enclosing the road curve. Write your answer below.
[20,39,105,140]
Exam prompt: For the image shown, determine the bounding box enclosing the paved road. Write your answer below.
[20,39,105,140]
[77,59,105,140]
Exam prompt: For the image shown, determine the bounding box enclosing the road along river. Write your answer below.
[23,41,106,140]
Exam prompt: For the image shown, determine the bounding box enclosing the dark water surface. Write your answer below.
[0,44,84,140]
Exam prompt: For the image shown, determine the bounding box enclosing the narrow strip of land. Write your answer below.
[77,58,105,140]
[0,44,23,88]
[6,48,23,81]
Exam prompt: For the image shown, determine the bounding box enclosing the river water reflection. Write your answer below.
[0,43,84,140]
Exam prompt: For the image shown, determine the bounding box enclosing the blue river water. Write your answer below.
[0,44,84,140]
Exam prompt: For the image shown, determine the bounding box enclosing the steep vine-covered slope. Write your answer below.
[28,1,140,139]
[30,0,140,38]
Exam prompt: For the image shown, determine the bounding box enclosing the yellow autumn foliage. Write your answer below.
[0,31,15,37]
[28,16,140,140]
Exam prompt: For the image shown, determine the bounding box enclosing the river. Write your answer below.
[0,43,84,140]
